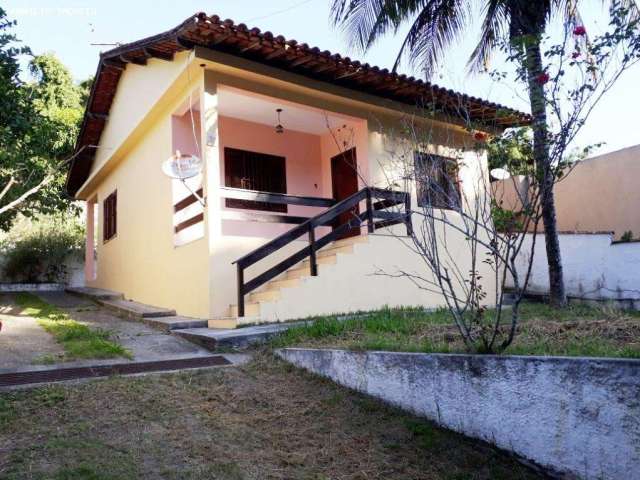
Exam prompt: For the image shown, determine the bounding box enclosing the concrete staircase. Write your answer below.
[67,236,369,351]
[208,235,367,328]
[66,287,208,332]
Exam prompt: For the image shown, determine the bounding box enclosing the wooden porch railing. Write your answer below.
[231,186,412,317]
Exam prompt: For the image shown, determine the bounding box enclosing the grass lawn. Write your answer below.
[15,292,131,362]
[0,354,542,479]
[273,301,640,358]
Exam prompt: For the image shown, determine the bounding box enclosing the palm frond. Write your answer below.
[331,0,413,52]
[468,0,508,73]
[392,0,471,77]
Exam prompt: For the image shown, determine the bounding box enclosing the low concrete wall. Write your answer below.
[0,283,64,292]
[0,255,85,288]
[276,348,640,480]
[507,233,640,308]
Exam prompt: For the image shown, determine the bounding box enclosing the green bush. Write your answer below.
[620,231,634,242]
[1,214,84,283]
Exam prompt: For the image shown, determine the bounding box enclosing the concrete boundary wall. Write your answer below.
[276,348,640,480]
[0,283,64,292]
[506,233,640,309]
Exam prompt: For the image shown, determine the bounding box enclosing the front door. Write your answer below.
[330,148,360,239]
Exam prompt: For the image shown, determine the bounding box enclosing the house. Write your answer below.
[66,13,527,328]
[493,144,640,241]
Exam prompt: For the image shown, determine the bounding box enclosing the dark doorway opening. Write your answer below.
[330,148,360,240]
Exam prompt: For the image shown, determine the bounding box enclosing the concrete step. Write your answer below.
[285,266,311,280]
[249,289,281,303]
[264,278,301,290]
[302,254,337,267]
[99,298,176,320]
[332,235,368,247]
[285,263,332,279]
[317,244,353,257]
[66,286,123,301]
[175,321,307,350]
[142,315,208,333]
[229,302,260,318]
[208,317,241,329]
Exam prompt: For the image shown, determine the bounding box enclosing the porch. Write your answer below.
[202,86,412,326]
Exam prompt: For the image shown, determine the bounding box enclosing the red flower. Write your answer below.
[573,25,586,36]
[474,131,488,142]
[536,72,550,85]
[571,51,581,59]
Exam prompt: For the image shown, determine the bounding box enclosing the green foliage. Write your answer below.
[15,292,131,360]
[487,128,534,176]
[491,199,524,233]
[1,213,84,283]
[620,230,634,242]
[0,8,89,230]
[273,302,640,359]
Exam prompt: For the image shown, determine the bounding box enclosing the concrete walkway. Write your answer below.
[0,294,64,369]
[0,292,221,373]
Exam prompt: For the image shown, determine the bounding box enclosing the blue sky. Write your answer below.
[6,0,639,155]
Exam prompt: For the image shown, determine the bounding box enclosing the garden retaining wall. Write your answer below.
[506,232,640,309]
[276,348,640,480]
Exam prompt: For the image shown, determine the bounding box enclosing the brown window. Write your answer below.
[103,190,117,242]
[224,147,287,212]
[414,153,461,210]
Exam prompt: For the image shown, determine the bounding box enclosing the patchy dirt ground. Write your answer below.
[0,354,543,480]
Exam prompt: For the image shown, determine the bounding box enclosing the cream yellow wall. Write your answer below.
[82,58,210,319]
[90,52,192,174]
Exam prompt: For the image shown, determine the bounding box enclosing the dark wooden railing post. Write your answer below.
[308,225,318,276]
[237,263,245,317]
[404,192,413,236]
[365,188,374,233]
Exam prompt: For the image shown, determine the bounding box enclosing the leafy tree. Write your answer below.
[1,212,85,283]
[331,0,639,307]
[0,8,88,230]
[487,128,533,176]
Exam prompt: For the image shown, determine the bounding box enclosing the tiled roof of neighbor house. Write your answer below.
[67,12,531,196]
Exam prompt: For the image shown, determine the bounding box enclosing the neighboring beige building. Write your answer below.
[554,145,640,240]
[67,13,527,328]
[494,145,640,240]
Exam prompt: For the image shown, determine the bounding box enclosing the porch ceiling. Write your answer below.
[218,87,361,136]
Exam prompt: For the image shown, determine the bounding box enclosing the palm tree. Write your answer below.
[331,0,632,307]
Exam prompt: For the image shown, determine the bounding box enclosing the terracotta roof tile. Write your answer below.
[67,12,530,195]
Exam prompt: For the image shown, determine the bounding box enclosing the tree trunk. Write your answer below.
[524,36,567,307]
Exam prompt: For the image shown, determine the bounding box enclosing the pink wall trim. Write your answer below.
[218,115,327,238]
[84,199,96,282]
[172,111,202,157]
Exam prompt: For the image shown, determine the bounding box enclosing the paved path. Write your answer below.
[0,292,216,373]
[0,294,64,369]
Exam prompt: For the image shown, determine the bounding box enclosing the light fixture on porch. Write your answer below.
[161,150,206,206]
[275,108,284,134]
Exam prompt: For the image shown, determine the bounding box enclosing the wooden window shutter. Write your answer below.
[103,190,117,242]
[414,153,461,210]
[224,147,287,212]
